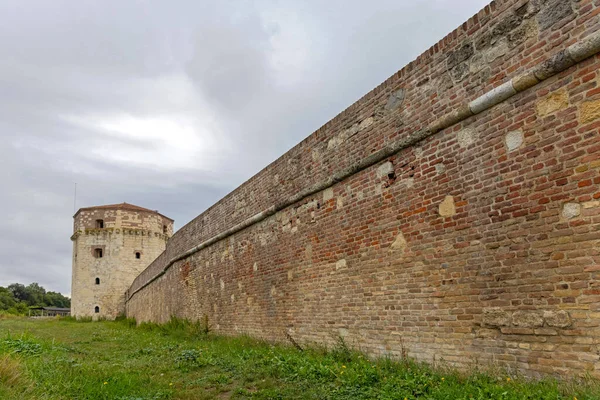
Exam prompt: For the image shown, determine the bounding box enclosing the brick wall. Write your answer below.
[125,0,600,376]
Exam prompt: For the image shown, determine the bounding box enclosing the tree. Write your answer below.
[1,283,70,315]
[25,282,46,306]
[7,283,29,303]
[43,291,70,308]
[0,287,17,311]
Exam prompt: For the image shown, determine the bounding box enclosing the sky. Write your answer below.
[0,0,490,295]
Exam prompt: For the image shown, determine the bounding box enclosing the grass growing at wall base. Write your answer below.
[0,317,598,399]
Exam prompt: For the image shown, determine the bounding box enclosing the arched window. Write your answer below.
[95,277,100,285]
[94,306,100,313]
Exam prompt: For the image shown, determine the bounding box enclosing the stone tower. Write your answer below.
[71,203,173,319]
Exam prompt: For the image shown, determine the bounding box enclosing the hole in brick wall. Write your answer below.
[95,219,104,228]
[135,252,141,259]
[95,277,100,285]
[317,202,321,209]
[387,172,396,180]
[94,248,103,258]
[94,306,100,313]
[416,77,430,87]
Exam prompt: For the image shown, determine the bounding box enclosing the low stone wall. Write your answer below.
[127,0,600,377]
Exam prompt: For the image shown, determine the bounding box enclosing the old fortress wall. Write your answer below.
[126,0,600,376]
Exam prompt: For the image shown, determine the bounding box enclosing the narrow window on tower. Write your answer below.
[135,252,141,259]
[95,277,100,285]
[163,225,167,234]
[94,306,100,313]
[95,219,104,228]
[94,248,103,258]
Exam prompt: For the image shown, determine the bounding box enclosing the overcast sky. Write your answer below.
[0,0,489,295]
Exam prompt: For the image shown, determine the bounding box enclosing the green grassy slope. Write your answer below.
[0,317,596,399]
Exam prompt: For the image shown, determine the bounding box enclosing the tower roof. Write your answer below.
[73,202,173,221]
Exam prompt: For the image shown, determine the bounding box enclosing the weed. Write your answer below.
[175,348,201,368]
[200,314,211,334]
[3,334,42,356]
[0,355,24,387]
[330,335,353,363]
[284,330,303,352]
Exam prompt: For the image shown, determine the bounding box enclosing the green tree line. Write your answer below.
[0,283,70,315]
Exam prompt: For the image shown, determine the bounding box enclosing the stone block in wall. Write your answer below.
[543,310,571,328]
[505,130,523,152]
[536,89,568,117]
[438,196,456,217]
[537,0,575,31]
[580,99,600,124]
[511,311,544,328]
[483,308,510,327]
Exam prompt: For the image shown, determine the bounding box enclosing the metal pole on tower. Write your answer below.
[74,183,77,213]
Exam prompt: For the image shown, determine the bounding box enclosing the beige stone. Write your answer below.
[505,130,524,152]
[358,116,374,130]
[376,161,394,179]
[457,127,476,148]
[562,203,581,219]
[439,196,456,217]
[390,232,407,252]
[536,89,569,117]
[580,99,600,124]
[543,310,572,328]
[483,308,510,327]
[512,311,544,328]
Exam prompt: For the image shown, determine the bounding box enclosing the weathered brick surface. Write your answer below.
[125,0,600,377]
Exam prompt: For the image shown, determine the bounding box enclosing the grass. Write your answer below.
[0,317,598,399]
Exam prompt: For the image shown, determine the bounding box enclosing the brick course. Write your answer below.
[125,0,600,376]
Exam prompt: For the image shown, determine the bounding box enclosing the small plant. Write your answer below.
[330,335,352,363]
[137,348,154,356]
[175,349,204,371]
[284,331,303,352]
[207,373,232,385]
[200,314,211,335]
[3,336,42,356]
[176,349,201,363]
